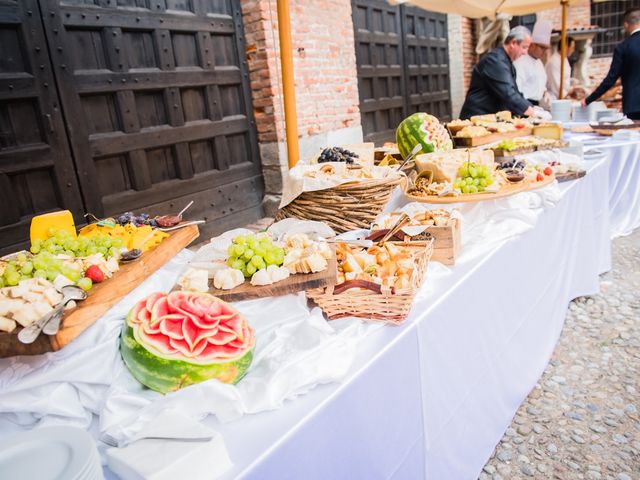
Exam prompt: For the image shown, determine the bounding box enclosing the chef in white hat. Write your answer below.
[514,20,553,107]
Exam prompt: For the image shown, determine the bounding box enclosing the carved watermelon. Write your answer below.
[396,112,453,159]
[120,291,255,394]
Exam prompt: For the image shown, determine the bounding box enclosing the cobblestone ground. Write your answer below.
[481,229,640,480]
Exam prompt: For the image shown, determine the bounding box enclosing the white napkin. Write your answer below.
[106,410,232,480]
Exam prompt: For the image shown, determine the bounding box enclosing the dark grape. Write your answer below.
[318,147,359,164]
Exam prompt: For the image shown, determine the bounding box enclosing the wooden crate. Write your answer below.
[0,225,199,358]
[367,217,460,266]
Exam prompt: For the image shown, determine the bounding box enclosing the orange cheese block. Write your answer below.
[30,210,77,243]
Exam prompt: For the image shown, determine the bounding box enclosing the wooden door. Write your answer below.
[39,0,263,241]
[352,0,451,145]
[401,6,451,120]
[0,0,85,255]
[352,0,406,145]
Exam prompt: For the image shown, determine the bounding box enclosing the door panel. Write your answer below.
[39,0,263,241]
[0,0,84,255]
[352,0,451,145]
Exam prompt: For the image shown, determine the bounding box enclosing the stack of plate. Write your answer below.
[588,101,607,122]
[595,109,619,122]
[572,104,590,123]
[551,100,573,122]
[0,426,103,480]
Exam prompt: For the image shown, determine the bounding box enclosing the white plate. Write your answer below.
[0,426,101,480]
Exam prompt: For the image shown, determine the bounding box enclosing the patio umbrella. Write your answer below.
[394,0,572,97]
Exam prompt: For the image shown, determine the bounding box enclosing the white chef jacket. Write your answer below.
[545,51,571,100]
[514,54,547,101]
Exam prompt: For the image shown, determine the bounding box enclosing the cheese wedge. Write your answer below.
[533,123,563,140]
[30,210,77,243]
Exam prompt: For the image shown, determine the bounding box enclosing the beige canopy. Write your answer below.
[391,0,573,19]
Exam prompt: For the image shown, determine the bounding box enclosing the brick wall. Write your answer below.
[461,17,476,92]
[241,0,362,212]
[537,0,591,29]
[241,0,360,146]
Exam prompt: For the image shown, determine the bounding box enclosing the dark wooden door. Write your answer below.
[0,0,85,255]
[39,0,263,241]
[352,0,451,145]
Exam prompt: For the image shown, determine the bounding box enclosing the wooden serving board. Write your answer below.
[204,248,337,302]
[556,170,586,183]
[590,121,640,136]
[453,127,532,148]
[0,225,199,358]
[404,174,555,204]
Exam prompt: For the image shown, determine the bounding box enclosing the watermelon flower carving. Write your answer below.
[121,291,255,393]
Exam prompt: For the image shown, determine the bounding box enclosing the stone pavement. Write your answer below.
[481,229,640,480]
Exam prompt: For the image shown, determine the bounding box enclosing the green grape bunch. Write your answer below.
[0,227,121,290]
[226,233,285,278]
[453,162,496,194]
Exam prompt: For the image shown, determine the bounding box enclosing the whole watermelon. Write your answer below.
[396,112,453,159]
[120,291,255,393]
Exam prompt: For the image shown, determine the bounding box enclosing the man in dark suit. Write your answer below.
[585,8,640,120]
[460,26,535,119]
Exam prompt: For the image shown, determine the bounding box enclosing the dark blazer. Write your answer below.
[586,30,640,115]
[460,47,531,119]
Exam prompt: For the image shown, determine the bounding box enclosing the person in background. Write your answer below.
[460,26,535,119]
[584,8,640,120]
[546,35,584,100]
[514,20,552,107]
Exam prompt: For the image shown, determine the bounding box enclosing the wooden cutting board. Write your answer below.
[203,248,337,302]
[453,128,533,148]
[0,225,199,358]
[404,174,555,204]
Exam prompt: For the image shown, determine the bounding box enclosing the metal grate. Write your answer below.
[591,1,640,57]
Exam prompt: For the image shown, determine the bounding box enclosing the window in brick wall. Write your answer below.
[591,0,640,57]
[510,14,537,33]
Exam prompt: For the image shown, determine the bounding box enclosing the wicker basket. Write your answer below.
[276,176,403,234]
[306,239,433,325]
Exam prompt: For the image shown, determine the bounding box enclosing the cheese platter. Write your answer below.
[403,173,555,204]
[0,224,199,358]
[453,127,533,148]
[204,246,337,302]
[179,226,339,302]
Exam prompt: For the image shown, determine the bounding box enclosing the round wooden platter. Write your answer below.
[403,174,556,204]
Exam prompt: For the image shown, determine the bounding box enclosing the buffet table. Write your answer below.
[0,152,626,480]
[209,154,612,480]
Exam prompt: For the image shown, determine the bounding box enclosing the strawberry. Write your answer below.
[536,172,545,182]
[85,264,105,283]
[543,166,553,176]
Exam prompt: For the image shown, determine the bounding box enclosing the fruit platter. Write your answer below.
[179,221,337,302]
[403,148,556,204]
[0,210,200,358]
[306,239,433,324]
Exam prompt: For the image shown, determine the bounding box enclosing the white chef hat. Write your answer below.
[531,20,552,46]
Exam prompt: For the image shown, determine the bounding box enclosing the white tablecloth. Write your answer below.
[568,132,640,237]
[205,155,612,480]
[0,153,624,480]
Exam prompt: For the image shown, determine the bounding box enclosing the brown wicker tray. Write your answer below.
[306,240,433,325]
[276,176,404,233]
